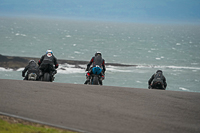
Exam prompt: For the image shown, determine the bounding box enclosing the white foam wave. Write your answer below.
[16,68,24,71]
[15,33,27,36]
[57,68,85,74]
[0,67,13,71]
[74,51,81,54]
[57,64,85,74]
[1,64,199,74]
[136,81,142,83]
[106,66,132,73]
[60,65,133,73]
[179,87,190,91]
[66,35,71,37]
[136,65,200,70]
[0,67,25,72]
[166,66,200,70]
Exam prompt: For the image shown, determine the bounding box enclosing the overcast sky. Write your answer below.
[0,0,200,23]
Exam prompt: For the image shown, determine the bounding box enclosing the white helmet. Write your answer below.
[46,49,53,54]
[95,51,101,56]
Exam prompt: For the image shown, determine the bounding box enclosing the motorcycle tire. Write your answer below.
[43,73,51,82]
[92,76,99,85]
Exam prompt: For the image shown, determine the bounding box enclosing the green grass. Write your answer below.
[0,118,78,133]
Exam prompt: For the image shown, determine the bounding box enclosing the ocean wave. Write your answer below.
[57,64,85,74]
[166,66,200,70]
[58,65,135,73]
[1,64,199,74]
[57,68,85,74]
[58,64,133,73]
[179,87,190,91]
[0,67,13,71]
[0,67,27,72]
[105,65,133,72]
[16,68,24,71]
[136,65,200,70]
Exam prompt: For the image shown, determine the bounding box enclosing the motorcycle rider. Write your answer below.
[84,52,106,85]
[148,70,167,89]
[22,60,39,80]
[38,49,59,81]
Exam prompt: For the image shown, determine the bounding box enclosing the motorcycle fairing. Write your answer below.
[92,67,102,75]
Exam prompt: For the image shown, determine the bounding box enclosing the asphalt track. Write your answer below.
[0,79,200,133]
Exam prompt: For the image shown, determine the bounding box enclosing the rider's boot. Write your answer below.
[38,71,43,80]
[84,80,89,84]
[51,70,57,81]
[99,79,103,85]
[148,85,151,89]
[84,74,90,84]
[84,78,90,84]
[99,74,104,85]
[51,76,55,81]
[98,75,103,85]
[52,70,57,75]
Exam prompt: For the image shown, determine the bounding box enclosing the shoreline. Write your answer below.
[0,54,136,70]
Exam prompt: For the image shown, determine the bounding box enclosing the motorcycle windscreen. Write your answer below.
[92,67,102,75]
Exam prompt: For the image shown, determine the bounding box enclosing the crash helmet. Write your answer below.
[29,60,35,64]
[95,51,101,56]
[46,49,53,54]
[156,70,163,73]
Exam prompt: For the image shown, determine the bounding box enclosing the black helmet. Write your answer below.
[29,60,35,64]
[95,51,101,56]
[156,70,162,73]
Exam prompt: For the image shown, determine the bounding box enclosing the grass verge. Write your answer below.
[0,115,78,133]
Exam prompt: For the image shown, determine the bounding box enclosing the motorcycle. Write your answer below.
[149,81,166,90]
[87,66,103,85]
[27,73,37,81]
[40,64,55,82]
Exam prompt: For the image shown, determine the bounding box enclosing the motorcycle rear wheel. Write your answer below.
[43,73,51,82]
[92,76,99,85]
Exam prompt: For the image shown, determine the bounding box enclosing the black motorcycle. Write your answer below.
[27,73,38,81]
[40,64,55,82]
[149,81,166,90]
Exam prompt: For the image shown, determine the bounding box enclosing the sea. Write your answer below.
[0,16,200,92]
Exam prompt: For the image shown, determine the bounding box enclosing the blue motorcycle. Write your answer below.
[89,66,103,85]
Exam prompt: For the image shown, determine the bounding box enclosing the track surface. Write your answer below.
[0,79,200,133]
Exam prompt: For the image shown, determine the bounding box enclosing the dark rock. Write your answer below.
[0,54,136,70]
